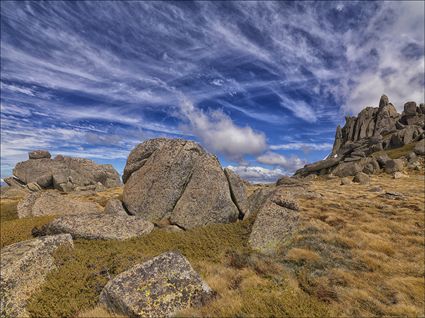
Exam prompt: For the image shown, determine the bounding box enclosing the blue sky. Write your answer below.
[1,1,424,182]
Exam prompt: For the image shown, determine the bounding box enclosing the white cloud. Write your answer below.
[270,142,333,152]
[256,151,305,172]
[179,99,267,160]
[227,165,285,183]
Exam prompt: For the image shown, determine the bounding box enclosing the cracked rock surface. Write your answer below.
[122,138,242,229]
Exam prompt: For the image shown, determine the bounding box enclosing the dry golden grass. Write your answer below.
[1,172,423,317]
[289,172,425,317]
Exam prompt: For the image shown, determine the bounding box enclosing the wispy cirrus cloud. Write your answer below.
[1,1,423,181]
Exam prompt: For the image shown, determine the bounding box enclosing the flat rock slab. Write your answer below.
[17,190,102,218]
[1,234,73,317]
[100,251,213,317]
[39,213,154,240]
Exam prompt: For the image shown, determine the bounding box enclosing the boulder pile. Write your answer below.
[122,138,248,229]
[295,95,425,178]
[4,150,121,192]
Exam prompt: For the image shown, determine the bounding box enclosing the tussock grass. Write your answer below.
[0,199,19,222]
[372,142,417,159]
[288,173,425,317]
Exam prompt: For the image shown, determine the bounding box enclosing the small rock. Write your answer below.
[384,159,405,174]
[28,150,51,159]
[99,252,214,317]
[393,172,409,179]
[414,139,425,156]
[368,186,383,192]
[26,182,42,192]
[379,191,405,200]
[104,199,128,215]
[353,172,369,184]
[340,177,352,185]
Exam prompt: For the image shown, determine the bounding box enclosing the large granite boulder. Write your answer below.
[384,159,405,174]
[99,251,214,317]
[104,199,128,215]
[17,190,102,218]
[414,139,425,155]
[0,234,73,317]
[249,188,300,253]
[245,187,274,219]
[36,213,154,240]
[10,151,121,192]
[122,139,239,229]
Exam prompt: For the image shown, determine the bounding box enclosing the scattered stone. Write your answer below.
[123,139,239,229]
[379,191,405,200]
[28,150,51,159]
[353,172,370,184]
[384,159,405,174]
[0,234,73,317]
[393,172,409,179]
[340,177,352,185]
[38,213,154,240]
[99,252,214,317]
[368,186,383,192]
[17,190,102,218]
[104,199,128,215]
[26,182,42,192]
[414,139,425,155]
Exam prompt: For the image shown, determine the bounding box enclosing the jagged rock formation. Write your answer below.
[99,251,214,317]
[296,95,424,178]
[17,190,102,218]
[122,138,247,229]
[5,150,121,192]
[0,234,73,317]
[36,213,154,240]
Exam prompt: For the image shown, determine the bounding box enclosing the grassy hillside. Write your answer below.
[1,172,424,317]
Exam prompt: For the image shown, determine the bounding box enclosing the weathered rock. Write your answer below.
[340,177,352,185]
[375,154,390,168]
[332,161,363,177]
[353,172,369,184]
[384,159,405,174]
[123,139,239,229]
[393,172,409,179]
[28,150,51,159]
[224,168,249,218]
[17,190,102,218]
[0,234,73,317]
[249,189,299,253]
[26,182,42,192]
[104,199,128,215]
[99,252,213,317]
[245,187,274,219]
[38,213,154,240]
[414,139,425,155]
[276,176,309,187]
[3,176,25,188]
[170,155,239,229]
[12,154,121,192]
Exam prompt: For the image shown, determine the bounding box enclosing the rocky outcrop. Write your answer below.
[8,150,121,192]
[122,139,241,229]
[36,213,154,240]
[249,187,300,253]
[296,95,424,178]
[17,190,102,218]
[99,251,214,317]
[0,234,73,317]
